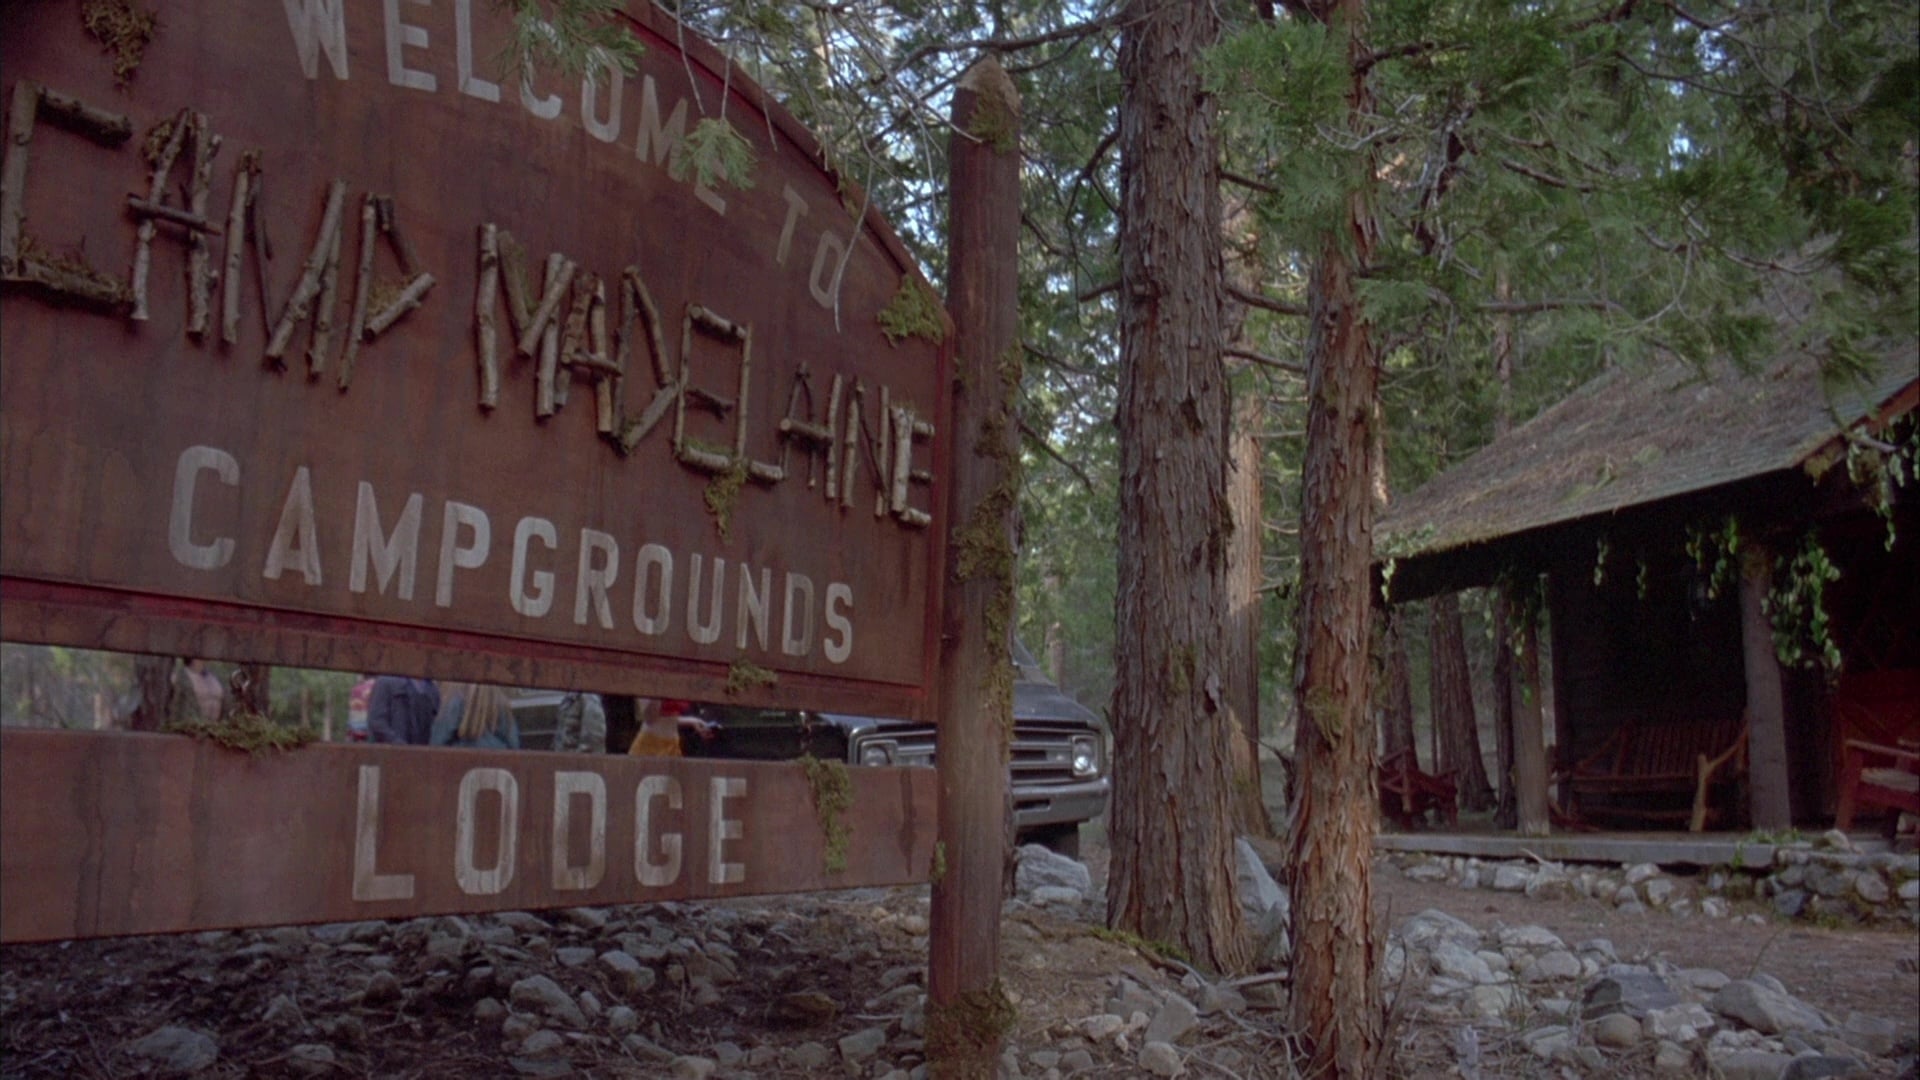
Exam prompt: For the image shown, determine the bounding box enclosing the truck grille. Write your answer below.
[852,722,1092,784]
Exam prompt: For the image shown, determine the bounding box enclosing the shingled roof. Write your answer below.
[1377,346,1918,566]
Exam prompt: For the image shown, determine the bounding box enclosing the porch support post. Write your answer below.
[1507,583,1551,837]
[1740,545,1792,831]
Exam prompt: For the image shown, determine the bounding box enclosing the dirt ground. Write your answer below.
[2,829,1915,1079]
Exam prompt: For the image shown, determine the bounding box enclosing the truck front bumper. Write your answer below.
[1012,777,1111,831]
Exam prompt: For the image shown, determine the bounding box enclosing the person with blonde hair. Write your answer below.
[430,683,520,750]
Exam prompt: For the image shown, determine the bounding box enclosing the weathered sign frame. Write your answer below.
[1,0,953,720]
[0,1,953,938]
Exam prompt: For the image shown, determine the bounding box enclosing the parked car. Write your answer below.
[678,641,1109,855]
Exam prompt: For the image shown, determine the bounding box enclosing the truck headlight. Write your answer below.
[858,740,896,767]
[1070,735,1099,778]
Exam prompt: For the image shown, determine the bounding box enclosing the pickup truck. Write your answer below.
[672,641,1110,856]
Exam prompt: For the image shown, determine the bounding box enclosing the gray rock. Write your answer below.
[1431,941,1497,985]
[1577,938,1619,962]
[1644,878,1679,908]
[1015,845,1092,896]
[1819,829,1857,852]
[1655,1040,1694,1073]
[1496,925,1565,951]
[126,1026,220,1074]
[501,1015,538,1041]
[599,950,651,995]
[1702,897,1732,918]
[1525,950,1582,982]
[560,907,609,931]
[1715,1049,1797,1080]
[669,1056,717,1080]
[1774,889,1810,918]
[553,947,595,968]
[838,1026,888,1065]
[510,975,588,1028]
[1583,973,1680,1019]
[519,1031,567,1057]
[1853,872,1889,905]
[261,993,302,1025]
[785,1042,833,1070]
[1779,1055,1867,1080]
[1526,869,1577,901]
[1082,1014,1127,1040]
[1403,860,1451,883]
[1235,839,1291,965]
[1626,862,1662,885]
[1524,1025,1575,1059]
[1029,1049,1062,1069]
[1898,879,1919,902]
[507,1058,574,1078]
[1144,994,1199,1045]
[1619,900,1649,916]
[1644,1003,1717,1042]
[1680,968,1732,993]
[474,998,506,1024]
[606,1006,637,1035]
[362,971,403,1006]
[1491,864,1533,891]
[1808,865,1852,899]
[1106,978,1160,1019]
[287,1043,336,1078]
[711,1043,744,1067]
[1140,1041,1184,1077]
[1197,984,1247,1015]
[1593,1013,1644,1048]
[1712,980,1831,1036]
[1468,985,1517,1019]
[1031,885,1086,907]
[1839,1011,1897,1057]
[1396,909,1481,952]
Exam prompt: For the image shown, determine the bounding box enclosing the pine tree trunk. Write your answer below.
[131,655,176,732]
[1377,609,1415,763]
[1226,393,1274,838]
[1286,0,1384,1064]
[236,662,270,719]
[1107,0,1249,974]
[1430,593,1494,809]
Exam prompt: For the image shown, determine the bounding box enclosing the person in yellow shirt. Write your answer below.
[628,698,690,757]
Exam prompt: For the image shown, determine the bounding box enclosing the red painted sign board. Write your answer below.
[0,729,939,943]
[0,1,952,718]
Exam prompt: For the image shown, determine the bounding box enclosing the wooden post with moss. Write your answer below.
[926,57,1021,1079]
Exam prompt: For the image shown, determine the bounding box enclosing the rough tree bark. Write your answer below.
[1226,392,1275,837]
[131,655,176,732]
[1107,0,1250,973]
[1286,0,1385,1067]
[1430,593,1494,809]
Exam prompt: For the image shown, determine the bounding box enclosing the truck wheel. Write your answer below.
[1028,824,1081,860]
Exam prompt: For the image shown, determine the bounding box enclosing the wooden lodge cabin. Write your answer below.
[1375,347,1918,833]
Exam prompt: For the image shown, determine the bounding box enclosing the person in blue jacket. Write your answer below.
[431,683,520,750]
[367,676,440,745]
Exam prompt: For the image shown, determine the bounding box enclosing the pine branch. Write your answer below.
[1227,284,1308,317]
[1498,158,1594,192]
[1018,416,1098,492]
[891,13,1119,72]
[1223,171,1279,195]
[1226,346,1307,375]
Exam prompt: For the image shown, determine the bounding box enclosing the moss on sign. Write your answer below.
[877,278,945,347]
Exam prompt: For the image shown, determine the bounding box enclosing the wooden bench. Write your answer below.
[1558,714,1748,831]
[1378,748,1457,830]
[1835,739,1920,834]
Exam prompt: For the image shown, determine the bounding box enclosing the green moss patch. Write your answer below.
[878,278,946,346]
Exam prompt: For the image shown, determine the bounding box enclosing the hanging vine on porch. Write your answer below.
[1682,513,1846,680]
[1843,412,1917,552]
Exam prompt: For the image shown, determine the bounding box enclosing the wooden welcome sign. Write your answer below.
[0,0,951,717]
[0,1,948,938]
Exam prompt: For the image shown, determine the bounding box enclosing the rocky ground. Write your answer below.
[2,832,1916,1079]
